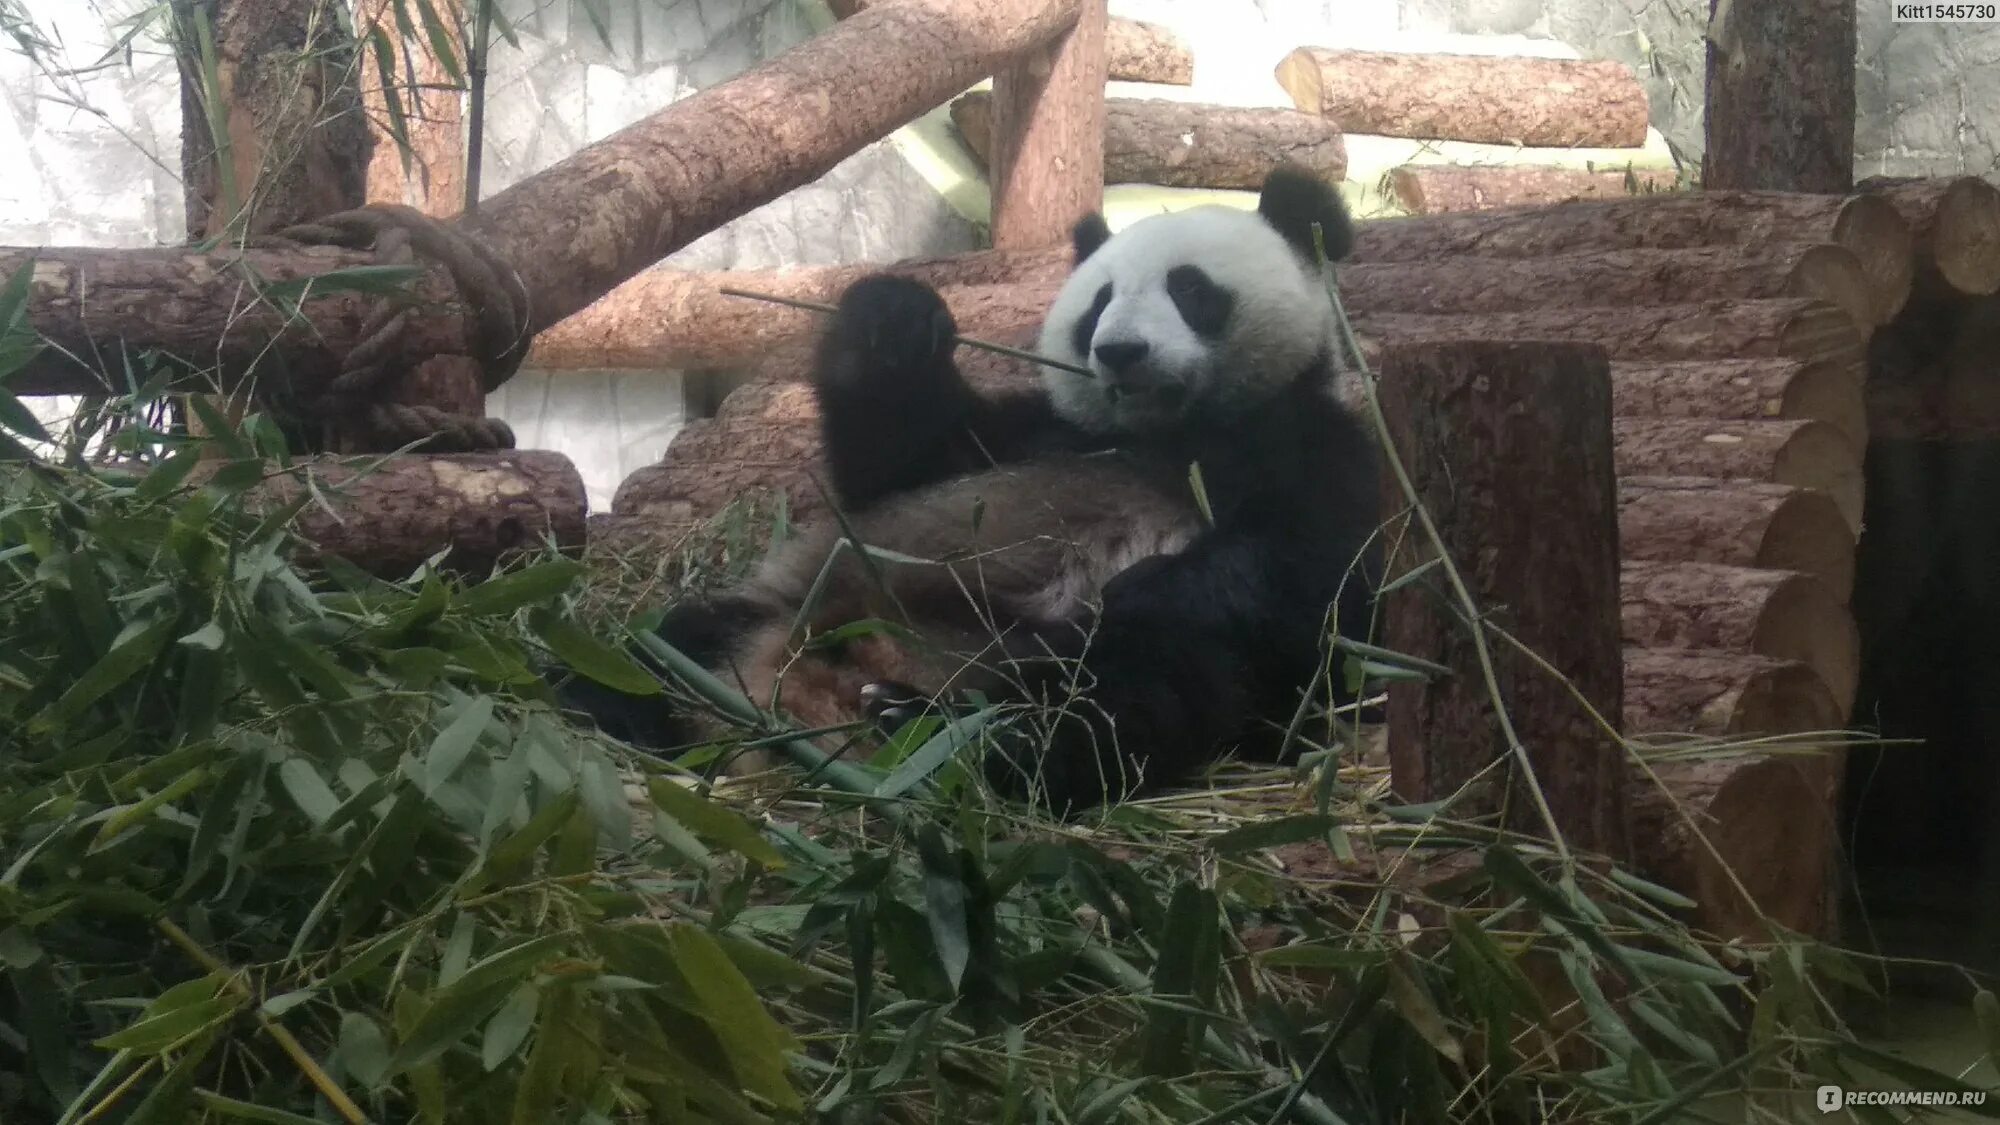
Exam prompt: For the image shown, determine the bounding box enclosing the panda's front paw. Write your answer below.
[818,275,959,393]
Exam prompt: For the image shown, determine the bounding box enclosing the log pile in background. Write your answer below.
[1388,163,1684,214]
[825,0,1194,85]
[596,176,2000,939]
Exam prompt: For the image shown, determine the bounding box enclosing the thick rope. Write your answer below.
[251,204,533,453]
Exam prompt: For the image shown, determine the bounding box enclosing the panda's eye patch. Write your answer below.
[1071,282,1114,358]
[1166,265,1232,337]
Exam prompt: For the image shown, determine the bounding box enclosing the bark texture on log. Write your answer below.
[1379,340,1628,859]
[987,0,1107,250]
[1619,476,1856,598]
[1874,176,2000,298]
[1273,47,1649,148]
[1340,243,1876,334]
[458,0,1085,333]
[525,249,1070,372]
[237,451,588,577]
[358,0,466,215]
[1105,17,1193,84]
[1628,746,1843,941]
[1702,0,1855,194]
[1353,298,1866,381]
[1388,163,1684,214]
[176,0,372,240]
[6,244,469,397]
[1624,648,1842,738]
[951,90,1347,189]
[1620,559,1859,714]
[1610,417,1863,532]
[1609,358,1864,452]
[1349,191,1913,323]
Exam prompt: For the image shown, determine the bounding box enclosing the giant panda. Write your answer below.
[556,163,1384,812]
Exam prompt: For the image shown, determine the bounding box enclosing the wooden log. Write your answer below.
[1379,339,1628,858]
[828,0,1190,84]
[1609,358,1864,452]
[1348,191,1913,324]
[233,451,588,577]
[1105,17,1193,85]
[1340,242,1877,333]
[1623,648,1842,738]
[524,249,1070,372]
[1873,177,2000,298]
[1352,298,1867,386]
[950,90,1348,190]
[1273,46,1649,149]
[1620,559,1859,714]
[1387,163,1684,214]
[1611,417,1863,532]
[1701,0,1855,194]
[987,0,1107,250]
[358,0,464,215]
[1627,745,1844,941]
[1619,477,1855,598]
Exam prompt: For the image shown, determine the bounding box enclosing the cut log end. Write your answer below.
[1770,420,1866,532]
[1624,648,1844,739]
[1787,243,1880,336]
[1831,193,1918,322]
[1618,477,1856,598]
[1932,175,2000,296]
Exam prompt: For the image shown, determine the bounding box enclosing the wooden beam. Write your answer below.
[1702,0,1856,193]
[987,0,1106,250]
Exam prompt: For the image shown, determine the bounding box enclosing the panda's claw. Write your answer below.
[824,275,959,384]
[859,679,933,733]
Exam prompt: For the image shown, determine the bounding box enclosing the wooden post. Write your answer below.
[1702,0,1856,193]
[1378,339,1629,860]
[987,0,1107,250]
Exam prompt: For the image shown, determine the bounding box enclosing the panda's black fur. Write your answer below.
[556,164,1384,812]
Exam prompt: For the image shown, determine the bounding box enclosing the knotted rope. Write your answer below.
[251,203,533,452]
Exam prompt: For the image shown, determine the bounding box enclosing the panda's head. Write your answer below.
[1036,164,1354,434]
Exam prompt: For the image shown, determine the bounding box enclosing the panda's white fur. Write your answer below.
[1039,205,1340,434]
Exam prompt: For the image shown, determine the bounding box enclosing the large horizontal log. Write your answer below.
[6,243,471,396]
[1619,476,1855,598]
[525,249,1069,372]
[229,450,588,577]
[1612,417,1862,531]
[1623,647,1843,738]
[1352,298,1866,388]
[827,0,1191,84]
[1349,191,1913,323]
[1870,175,2000,298]
[1273,46,1649,149]
[1627,741,1843,942]
[1609,358,1863,451]
[950,90,1347,189]
[1621,559,1859,714]
[1387,163,1684,214]
[455,0,1082,336]
[1341,242,1876,333]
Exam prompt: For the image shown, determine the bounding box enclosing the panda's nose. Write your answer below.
[1093,341,1150,373]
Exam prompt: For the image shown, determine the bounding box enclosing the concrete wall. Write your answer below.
[3,0,1997,507]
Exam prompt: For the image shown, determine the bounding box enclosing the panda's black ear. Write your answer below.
[1071,212,1112,265]
[1257,163,1353,265]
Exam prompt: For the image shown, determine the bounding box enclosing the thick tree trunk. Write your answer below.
[1273,47,1649,148]
[1349,191,1913,323]
[230,450,588,577]
[987,0,1107,250]
[1702,0,1855,194]
[1620,559,1859,715]
[1378,339,1628,859]
[1619,477,1856,598]
[524,249,1070,372]
[1388,163,1683,214]
[951,90,1346,189]
[1353,298,1866,382]
[1609,358,1864,451]
[1340,242,1876,333]
[1627,746,1843,941]
[175,0,372,240]
[1610,417,1863,532]
[1104,17,1193,84]
[1624,648,1842,738]
[1872,176,2000,298]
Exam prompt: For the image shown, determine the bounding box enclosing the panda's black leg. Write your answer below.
[550,593,773,753]
[811,276,981,511]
